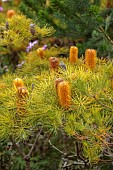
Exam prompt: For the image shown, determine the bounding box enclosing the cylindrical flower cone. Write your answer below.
[7,10,16,18]
[85,49,97,70]
[16,86,29,116]
[49,57,59,71]
[13,78,24,91]
[37,48,45,59]
[57,81,71,108]
[69,46,78,64]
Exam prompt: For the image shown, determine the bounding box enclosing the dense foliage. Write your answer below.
[19,0,113,57]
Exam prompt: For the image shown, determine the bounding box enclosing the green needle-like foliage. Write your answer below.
[1,51,113,164]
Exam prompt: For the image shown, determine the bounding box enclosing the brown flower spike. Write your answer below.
[57,81,71,108]
[85,49,97,69]
[69,46,78,64]
[49,57,59,71]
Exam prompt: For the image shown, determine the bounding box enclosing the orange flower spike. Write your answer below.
[37,48,45,59]
[57,81,71,108]
[7,10,16,18]
[69,46,78,64]
[49,57,59,71]
[85,49,97,69]
[13,78,24,90]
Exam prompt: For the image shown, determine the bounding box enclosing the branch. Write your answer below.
[11,138,25,158]
[99,26,113,46]
[48,139,65,155]
[62,161,85,168]
[26,128,43,159]
[91,95,113,112]
[76,141,88,165]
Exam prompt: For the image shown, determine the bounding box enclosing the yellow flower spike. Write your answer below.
[13,78,24,90]
[37,48,45,59]
[57,81,71,108]
[85,49,97,70]
[69,46,78,64]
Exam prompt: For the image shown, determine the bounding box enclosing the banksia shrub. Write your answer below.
[85,49,97,69]
[69,46,78,64]
[57,80,71,108]
[37,48,45,59]
[49,57,59,71]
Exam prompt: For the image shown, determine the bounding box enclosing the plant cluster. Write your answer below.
[1,41,113,169]
[0,14,55,75]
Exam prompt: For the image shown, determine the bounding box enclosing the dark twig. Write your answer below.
[10,138,25,158]
[76,141,88,166]
[48,139,65,155]
[91,95,113,112]
[26,128,43,158]
[62,161,85,168]
[99,26,113,46]
[11,128,43,170]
